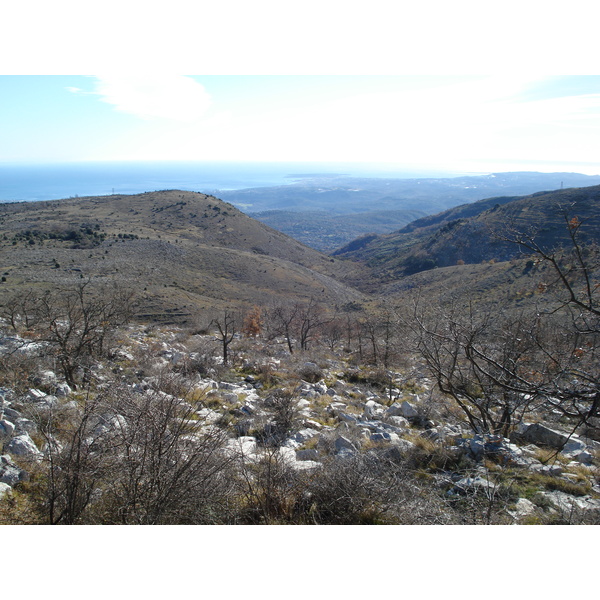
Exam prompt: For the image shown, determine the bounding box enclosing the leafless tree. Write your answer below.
[414,206,600,436]
[211,309,237,366]
[1,281,135,388]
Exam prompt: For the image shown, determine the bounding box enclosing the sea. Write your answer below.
[0,160,458,203]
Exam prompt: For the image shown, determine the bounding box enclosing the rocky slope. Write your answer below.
[0,190,366,319]
[333,184,600,284]
[1,323,598,524]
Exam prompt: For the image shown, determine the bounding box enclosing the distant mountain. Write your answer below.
[0,190,365,321]
[218,171,600,215]
[217,171,600,250]
[333,184,600,287]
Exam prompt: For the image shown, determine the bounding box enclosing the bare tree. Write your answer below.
[264,303,300,353]
[1,281,135,388]
[211,310,237,366]
[414,207,600,436]
[413,303,545,435]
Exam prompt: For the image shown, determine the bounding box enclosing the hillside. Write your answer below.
[333,184,600,287]
[0,190,366,320]
[216,171,600,250]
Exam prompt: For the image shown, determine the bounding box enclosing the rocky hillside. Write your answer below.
[2,321,599,524]
[333,184,600,284]
[0,190,366,320]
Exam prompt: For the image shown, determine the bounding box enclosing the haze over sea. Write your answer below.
[0,161,464,203]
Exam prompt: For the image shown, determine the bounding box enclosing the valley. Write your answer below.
[1,175,600,525]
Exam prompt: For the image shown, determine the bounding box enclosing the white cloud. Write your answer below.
[90,75,211,122]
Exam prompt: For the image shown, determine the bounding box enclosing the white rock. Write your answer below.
[539,491,600,513]
[334,436,357,454]
[0,454,28,486]
[507,498,537,520]
[292,460,321,471]
[362,399,384,420]
[226,436,258,458]
[0,419,15,444]
[5,433,43,462]
[399,400,419,418]
[277,446,297,464]
[289,428,319,446]
[0,482,12,499]
[36,370,57,387]
[387,415,409,429]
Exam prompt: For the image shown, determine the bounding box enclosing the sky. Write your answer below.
[2,74,600,174]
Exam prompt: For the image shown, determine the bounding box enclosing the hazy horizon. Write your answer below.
[2,76,600,177]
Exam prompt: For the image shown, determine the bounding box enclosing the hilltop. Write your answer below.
[0,190,365,321]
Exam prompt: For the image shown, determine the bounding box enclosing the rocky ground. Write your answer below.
[1,324,600,525]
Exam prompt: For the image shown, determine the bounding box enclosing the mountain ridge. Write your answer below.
[333,184,600,286]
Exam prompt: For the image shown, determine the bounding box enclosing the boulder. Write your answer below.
[296,448,319,461]
[450,475,497,497]
[334,435,358,455]
[0,454,29,486]
[386,415,410,429]
[5,433,43,462]
[384,438,417,461]
[538,491,600,513]
[362,399,384,420]
[387,400,419,419]
[226,436,258,458]
[370,431,401,444]
[507,498,537,520]
[0,482,12,499]
[520,423,585,452]
[287,428,319,447]
[0,419,15,444]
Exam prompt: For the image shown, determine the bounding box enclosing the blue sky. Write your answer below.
[2,74,600,174]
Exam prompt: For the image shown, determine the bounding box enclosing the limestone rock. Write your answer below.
[5,433,43,462]
[0,419,15,444]
[0,482,12,499]
[334,435,358,455]
[386,415,410,429]
[507,498,537,520]
[296,448,319,461]
[0,454,29,486]
[520,423,585,452]
[362,399,384,420]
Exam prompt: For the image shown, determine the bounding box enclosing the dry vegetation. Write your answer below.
[1,188,600,525]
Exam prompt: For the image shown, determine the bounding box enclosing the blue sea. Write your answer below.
[0,160,457,203]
